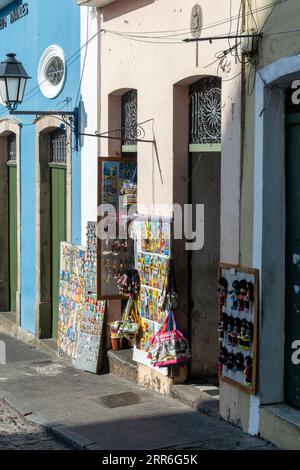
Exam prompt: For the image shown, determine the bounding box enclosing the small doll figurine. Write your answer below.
[238,279,247,311]
[227,353,236,370]
[234,352,245,372]
[230,317,241,347]
[218,312,228,342]
[227,316,235,345]
[245,282,255,311]
[218,347,228,365]
[229,280,241,310]
[217,277,228,306]
[243,322,254,351]
[244,356,253,385]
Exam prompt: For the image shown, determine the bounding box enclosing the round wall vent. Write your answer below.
[38,45,66,99]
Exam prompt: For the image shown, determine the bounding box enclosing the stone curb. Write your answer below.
[0,392,106,451]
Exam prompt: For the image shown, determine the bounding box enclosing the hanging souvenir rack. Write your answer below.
[217,263,259,395]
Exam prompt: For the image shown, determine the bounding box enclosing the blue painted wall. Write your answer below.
[0,0,81,334]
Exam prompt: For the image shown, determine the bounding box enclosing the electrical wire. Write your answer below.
[103,0,288,40]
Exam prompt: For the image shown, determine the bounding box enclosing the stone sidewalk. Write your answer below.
[0,401,70,450]
[0,332,276,451]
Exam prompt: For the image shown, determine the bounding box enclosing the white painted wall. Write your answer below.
[80,6,99,245]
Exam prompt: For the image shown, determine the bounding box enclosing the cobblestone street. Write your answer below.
[0,401,69,450]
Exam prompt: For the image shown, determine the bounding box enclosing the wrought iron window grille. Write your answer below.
[189,76,221,146]
[121,89,138,147]
[7,133,16,162]
[50,129,67,164]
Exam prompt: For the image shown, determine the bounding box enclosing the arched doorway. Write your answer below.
[38,126,67,338]
[188,76,221,380]
[0,130,18,313]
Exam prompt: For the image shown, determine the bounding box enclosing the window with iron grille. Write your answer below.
[189,77,221,150]
[121,89,137,151]
[7,133,16,162]
[50,129,67,164]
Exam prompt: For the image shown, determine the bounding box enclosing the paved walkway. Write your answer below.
[0,401,69,450]
[0,333,276,450]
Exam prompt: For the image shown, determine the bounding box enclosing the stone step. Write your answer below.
[170,384,220,419]
[107,349,137,384]
[260,404,300,450]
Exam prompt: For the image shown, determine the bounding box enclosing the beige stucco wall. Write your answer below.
[97,0,243,380]
[99,0,242,226]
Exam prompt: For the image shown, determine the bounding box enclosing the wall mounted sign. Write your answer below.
[217,263,259,395]
[0,2,28,31]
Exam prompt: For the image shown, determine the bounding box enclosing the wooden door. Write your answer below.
[285,113,300,408]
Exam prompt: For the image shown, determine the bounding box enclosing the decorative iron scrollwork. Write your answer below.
[189,76,221,145]
[7,133,16,161]
[50,128,67,164]
[122,89,138,146]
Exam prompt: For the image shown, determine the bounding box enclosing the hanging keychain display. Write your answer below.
[217,263,259,394]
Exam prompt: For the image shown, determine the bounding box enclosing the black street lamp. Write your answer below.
[0,52,78,149]
[0,53,31,112]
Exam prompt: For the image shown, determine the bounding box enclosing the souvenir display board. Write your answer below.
[57,242,85,358]
[133,217,172,353]
[84,221,97,295]
[73,222,107,373]
[74,299,106,373]
[97,157,137,299]
[217,263,259,394]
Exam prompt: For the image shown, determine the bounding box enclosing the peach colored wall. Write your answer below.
[99,0,242,240]
[92,0,242,384]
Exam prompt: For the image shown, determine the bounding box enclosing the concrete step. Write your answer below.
[260,404,300,450]
[170,384,220,419]
[107,348,137,384]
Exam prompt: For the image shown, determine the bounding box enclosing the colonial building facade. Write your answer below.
[78,0,243,393]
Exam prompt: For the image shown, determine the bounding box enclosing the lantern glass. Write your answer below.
[18,77,26,102]
[6,77,21,103]
[0,77,8,103]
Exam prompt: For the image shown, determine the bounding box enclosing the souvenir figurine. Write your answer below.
[239,279,247,311]
[218,347,228,365]
[227,353,236,370]
[218,312,228,342]
[229,280,241,310]
[227,316,235,345]
[243,322,254,351]
[231,317,241,347]
[238,319,248,349]
[234,352,245,372]
[245,282,255,311]
[244,356,253,385]
[218,277,228,306]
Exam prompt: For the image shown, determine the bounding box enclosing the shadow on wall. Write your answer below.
[102,0,155,22]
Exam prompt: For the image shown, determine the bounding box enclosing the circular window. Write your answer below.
[38,45,66,99]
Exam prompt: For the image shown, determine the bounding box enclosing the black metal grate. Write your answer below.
[189,76,221,145]
[121,89,138,147]
[97,392,148,409]
[50,129,67,164]
[7,133,16,161]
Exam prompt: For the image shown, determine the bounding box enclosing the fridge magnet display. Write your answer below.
[217,263,259,394]
[132,216,174,372]
[57,242,86,358]
[98,157,137,299]
[74,299,106,374]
